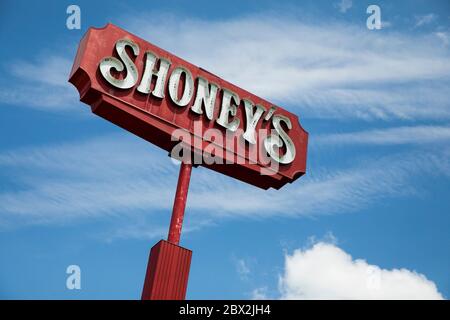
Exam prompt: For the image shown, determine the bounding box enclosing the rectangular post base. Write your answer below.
[141,240,192,300]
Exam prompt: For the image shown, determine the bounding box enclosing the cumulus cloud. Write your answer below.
[278,242,444,299]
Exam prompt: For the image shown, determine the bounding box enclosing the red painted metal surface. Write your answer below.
[141,240,192,300]
[69,23,308,190]
[168,163,192,245]
[68,23,310,300]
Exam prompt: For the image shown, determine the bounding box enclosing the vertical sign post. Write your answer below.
[168,162,193,245]
[141,162,193,300]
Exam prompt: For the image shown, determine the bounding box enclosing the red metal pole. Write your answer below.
[167,162,192,245]
[141,161,193,300]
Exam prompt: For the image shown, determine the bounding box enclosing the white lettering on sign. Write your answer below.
[137,51,171,98]
[99,39,139,89]
[168,67,195,107]
[191,77,220,120]
[98,38,296,164]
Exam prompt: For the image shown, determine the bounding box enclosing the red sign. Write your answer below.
[69,23,308,189]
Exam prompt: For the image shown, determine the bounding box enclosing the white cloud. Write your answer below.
[435,31,450,46]
[125,14,450,120]
[103,217,215,242]
[381,20,392,29]
[336,0,352,13]
[2,14,450,121]
[415,14,437,27]
[10,56,71,88]
[315,125,450,146]
[0,134,449,234]
[104,224,168,242]
[278,242,444,299]
[0,134,177,224]
[0,12,449,235]
[252,287,269,300]
[235,258,251,280]
[0,55,78,111]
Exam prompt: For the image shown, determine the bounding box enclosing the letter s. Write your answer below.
[99,38,139,89]
[264,115,296,164]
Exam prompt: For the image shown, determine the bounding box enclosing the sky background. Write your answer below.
[0,0,449,299]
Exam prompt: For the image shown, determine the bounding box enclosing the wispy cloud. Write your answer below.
[0,134,448,237]
[251,287,269,300]
[125,14,450,120]
[315,125,450,146]
[1,12,450,240]
[0,134,176,224]
[10,56,71,88]
[415,13,437,27]
[336,0,352,13]
[435,31,450,46]
[0,55,78,111]
[234,258,251,281]
[102,217,215,242]
[2,13,449,122]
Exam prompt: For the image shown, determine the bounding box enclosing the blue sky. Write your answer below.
[0,0,449,299]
